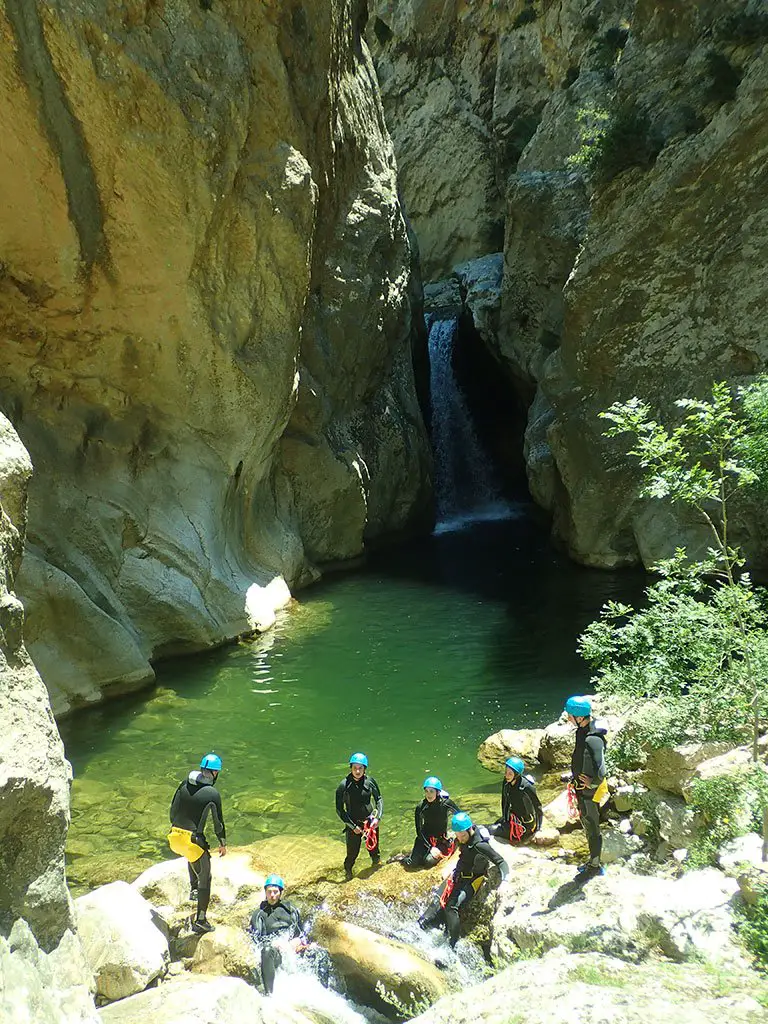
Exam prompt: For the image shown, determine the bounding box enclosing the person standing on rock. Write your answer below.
[249,875,305,995]
[335,752,383,880]
[168,752,227,934]
[419,812,508,947]
[402,776,460,868]
[486,757,543,843]
[565,696,608,876]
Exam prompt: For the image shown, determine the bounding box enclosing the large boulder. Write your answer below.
[654,794,703,851]
[491,859,742,967]
[538,721,574,769]
[75,881,169,1002]
[681,747,754,801]
[477,729,544,772]
[408,950,768,1024]
[98,975,264,1024]
[190,926,258,982]
[311,916,449,1017]
[0,919,99,1024]
[718,833,768,877]
[643,743,737,796]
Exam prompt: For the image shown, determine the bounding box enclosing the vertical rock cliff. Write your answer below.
[0,0,432,713]
[368,0,768,569]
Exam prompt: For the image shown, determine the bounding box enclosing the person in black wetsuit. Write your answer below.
[404,776,459,868]
[565,695,608,875]
[335,752,383,880]
[486,757,542,843]
[249,875,304,995]
[419,812,508,947]
[168,752,227,934]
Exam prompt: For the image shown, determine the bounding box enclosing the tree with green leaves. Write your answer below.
[578,379,768,857]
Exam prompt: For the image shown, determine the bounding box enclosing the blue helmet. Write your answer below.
[349,752,368,766]
[200,752,222,771]
[423,776,442,791]
[264,874,284,890]
[565,696,592,718]
[451,811,473,832]
[505,757,525,775]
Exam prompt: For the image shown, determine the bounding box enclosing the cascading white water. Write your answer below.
[428,317,508,532]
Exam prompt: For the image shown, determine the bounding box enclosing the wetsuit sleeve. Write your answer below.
[169,783,183,825]
[370,777,383,819]
[336,781,356,827]
[528,785,543,829]
[290,904,302,936]
[475,840,510,881]
[520,786,538,826]
[585,736,606,781]
[414,803,422,838]
[249,909,265,938]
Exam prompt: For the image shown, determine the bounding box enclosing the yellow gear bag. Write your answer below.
[167,826,205,863]
[592,778,610,806]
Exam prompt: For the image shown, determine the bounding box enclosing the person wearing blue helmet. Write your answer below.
[486,757,542,843]
[565,696,608,875]
[401,776,460,868]
[168,752,227,933]
[335,752,384,880]
[419,811,508,947]
[249,874,304,994]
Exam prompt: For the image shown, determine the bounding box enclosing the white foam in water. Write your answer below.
[270,950,382,1024]
[428,318,511,532]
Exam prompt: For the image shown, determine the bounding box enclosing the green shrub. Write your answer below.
[568,102,660,184]
[687,774,749,868]
[738,885,768,971]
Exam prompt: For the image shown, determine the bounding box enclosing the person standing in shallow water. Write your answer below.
[335,752,383,880]
[565,695,608,876]
[168,752,227,934]
[249,875,304,995]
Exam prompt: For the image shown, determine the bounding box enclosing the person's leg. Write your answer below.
[578,792,602,866]
[194,850,212,923]
[484,820,506,838]
[368,824,380,865]
[405,835,429,867]
[444,885,471,947]
[188,859,199,899]
[418,898,445,932]
[344,829,362,875]
[261,944,282,995]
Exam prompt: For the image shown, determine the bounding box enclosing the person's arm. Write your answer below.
[585,736,606,782]
[249,909,265,939]
[336,781,356,827]
[370,778,383,820]
[290,904,302,936]
[169,783,183,825]
[414,803,424,839]
[476,840,510,881]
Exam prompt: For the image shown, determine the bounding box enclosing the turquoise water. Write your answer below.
[60,508,642,889]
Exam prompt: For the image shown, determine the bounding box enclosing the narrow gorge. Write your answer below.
[2,1,768,1022]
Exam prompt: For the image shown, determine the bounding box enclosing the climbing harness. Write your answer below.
[363,817,379,851]
[508,814,525,843]
[429,835,456,859]
[439,875,455,909]
[566,782,581,823]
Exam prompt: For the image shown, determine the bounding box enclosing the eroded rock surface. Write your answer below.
[0,0,432,712]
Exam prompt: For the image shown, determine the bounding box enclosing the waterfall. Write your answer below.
[428,317,508,532]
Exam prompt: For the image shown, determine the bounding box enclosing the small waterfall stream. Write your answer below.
[428,318,509,532]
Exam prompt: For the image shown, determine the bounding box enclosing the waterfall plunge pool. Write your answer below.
[60,512,643,892]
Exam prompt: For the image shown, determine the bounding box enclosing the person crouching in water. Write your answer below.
[335,752,383,881]
[168,752,227,934]
[419,812,508,947]
[565,695,608,876]
[486,757,542,843]
[249,875,305,995]
[404,776,459,868]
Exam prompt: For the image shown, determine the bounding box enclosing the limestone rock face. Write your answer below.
[0,416,74,949]
[74,881,169,1002]
[491,859,742,967]
[370,1,768,568]
[643,742,737,797]
[0,0,431,713]
[98,975,264,1024]
[409,951,768,1024]
[477,728,544,772]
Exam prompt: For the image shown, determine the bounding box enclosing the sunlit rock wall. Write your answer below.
[0,0,432,713]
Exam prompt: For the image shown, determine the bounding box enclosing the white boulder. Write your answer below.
[75,881,169,1002]
[98,975,264,1023]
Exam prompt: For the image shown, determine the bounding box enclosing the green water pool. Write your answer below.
[60,510,643,891]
